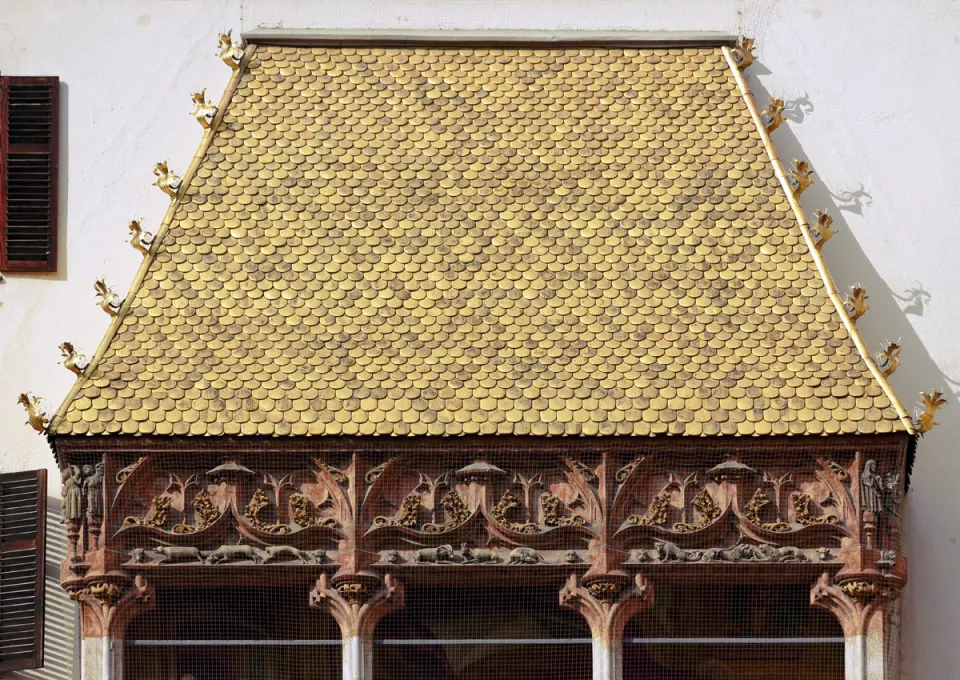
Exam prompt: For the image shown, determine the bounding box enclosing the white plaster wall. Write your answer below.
[0,1,956,677]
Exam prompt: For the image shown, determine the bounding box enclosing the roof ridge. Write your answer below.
[721,46,915,435]
[48,44,257,435]
[241,29,739,48]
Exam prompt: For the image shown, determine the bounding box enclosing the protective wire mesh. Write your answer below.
[623,584,843,679]
[374,585,592,679]
[125,587,341,679]
[106,434,900,680]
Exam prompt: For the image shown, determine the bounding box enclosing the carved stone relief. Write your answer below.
[86,449,898,577]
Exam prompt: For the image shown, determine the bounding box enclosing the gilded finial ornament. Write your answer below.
[731,37,756,70]
[762,98,785,133]
[915,389,947,435]
[153,162,182,198]
[128,219,155,257]
[94,279,123,317]
[875,341,901,378]
[842,284,869,323]
[217,30,244,70]
[191,89,218,129]
[59,341,89,377]
[810,210,836,250]
[18,392,49,432]
[786,160,815,197]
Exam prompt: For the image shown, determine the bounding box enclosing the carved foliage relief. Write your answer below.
[92,448,898,573]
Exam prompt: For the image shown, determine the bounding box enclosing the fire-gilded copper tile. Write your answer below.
[54,44,907,437]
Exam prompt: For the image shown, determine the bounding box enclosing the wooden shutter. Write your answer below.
[0,76,59,272]
[0,469,47,672]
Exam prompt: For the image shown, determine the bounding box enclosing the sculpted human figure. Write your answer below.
[61,465,83,523]
[83,463,105,518]
[860,460,884,516]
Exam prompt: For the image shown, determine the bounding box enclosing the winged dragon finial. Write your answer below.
[18,392,49,433]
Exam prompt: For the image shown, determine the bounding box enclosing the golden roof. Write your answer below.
[51,39,912,437]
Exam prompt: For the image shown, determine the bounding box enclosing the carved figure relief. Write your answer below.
[645,539,811,564]
[61,466,83,523]
[860,460,884,516]
[83,463,105,518]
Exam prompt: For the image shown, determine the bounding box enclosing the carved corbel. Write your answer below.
[310,573,404,640]
[73,574,155,639]
[811,572,899,640]
[560,573,653,654]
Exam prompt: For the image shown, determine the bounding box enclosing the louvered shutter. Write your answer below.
[0,469,47,672]
[0,77,59,272]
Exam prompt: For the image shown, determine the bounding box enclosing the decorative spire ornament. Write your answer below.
[59,342,89,377]
[761,98,785,133]
[786,160,815,197]
[191,89,218,129]
[153,162,182,198]
[875,341,901,378]
[18,392,49,432]
[915,389,947,435]
[128,219,155,257]
[217,30,244,70]
[94,279,123,317]
[842,284,869,323]
[731,37,756,70]
[810,210,836,250]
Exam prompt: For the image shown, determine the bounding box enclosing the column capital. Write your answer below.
[310,572,404,639]
[810,572,900,638]
[559,572,652,644]
[72,574,155,639]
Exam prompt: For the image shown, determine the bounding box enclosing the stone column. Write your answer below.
[559,573,653,680]
[810,573,902,680]
[310,573,404,680]
[73,575,154,680]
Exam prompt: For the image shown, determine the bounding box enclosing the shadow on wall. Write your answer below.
[749,62,957,677]
[748,66,954,421]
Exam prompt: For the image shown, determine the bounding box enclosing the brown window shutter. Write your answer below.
[0,468,47,672]
[0,76,59,272]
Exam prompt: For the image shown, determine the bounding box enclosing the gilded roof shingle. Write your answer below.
[53,42,910,437]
